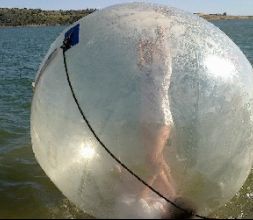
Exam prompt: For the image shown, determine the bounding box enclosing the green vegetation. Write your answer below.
[0,8,96,27]
[195,12,253,21]
[1,8,253,27]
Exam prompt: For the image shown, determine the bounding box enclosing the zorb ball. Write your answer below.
[31,3,253,219]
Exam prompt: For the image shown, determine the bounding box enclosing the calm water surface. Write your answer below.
[0,20,253,218]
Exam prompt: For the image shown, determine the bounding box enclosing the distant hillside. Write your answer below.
[0,8,253,27]
[0,8,96,27]
[196,12,253,21]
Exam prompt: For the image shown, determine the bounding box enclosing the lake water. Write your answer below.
[1,20,253,218]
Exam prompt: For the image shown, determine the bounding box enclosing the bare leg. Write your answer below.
[140,124,175,200]
[154,169,176,199]
[137,26,175,207]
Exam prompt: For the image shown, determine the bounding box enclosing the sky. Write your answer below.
[0,0,253,15]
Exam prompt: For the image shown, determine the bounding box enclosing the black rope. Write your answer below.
[62,47,210,219]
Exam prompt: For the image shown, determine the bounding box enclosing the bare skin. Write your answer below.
[137,26,176,211]
[135,27,197,219]
[140,125,175,200]
[114,26,196,218]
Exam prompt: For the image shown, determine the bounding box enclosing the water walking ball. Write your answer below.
[31,3,253,218]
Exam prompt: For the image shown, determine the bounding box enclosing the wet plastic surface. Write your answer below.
[31,3,253,218]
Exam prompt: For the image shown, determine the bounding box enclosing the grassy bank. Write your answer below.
[197,13,253,21]
[0,8,253,27]
[0,8,96,27]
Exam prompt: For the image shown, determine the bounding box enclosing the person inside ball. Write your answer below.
[137,25,176,214]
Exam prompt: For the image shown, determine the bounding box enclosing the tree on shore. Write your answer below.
[0,8,96,26]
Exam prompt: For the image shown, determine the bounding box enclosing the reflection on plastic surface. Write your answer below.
[79,142,97,160]
[31,3,253,218]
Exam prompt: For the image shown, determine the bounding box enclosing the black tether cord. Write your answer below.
[61,46,210,219]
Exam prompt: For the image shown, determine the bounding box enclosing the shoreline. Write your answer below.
[1,17,253,28]
[0,8,95,28]
[199,14,253,21]
[1,9,253,28]
[0,24,67,28]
